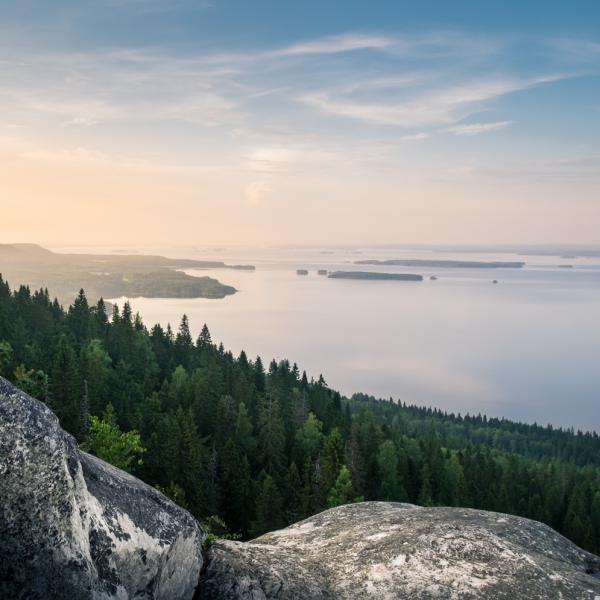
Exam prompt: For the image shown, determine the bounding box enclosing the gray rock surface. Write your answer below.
[3,373,600,599]
[202,502,600,600]
[0,376,204,600]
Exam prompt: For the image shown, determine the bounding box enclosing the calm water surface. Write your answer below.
[98,245,600,432]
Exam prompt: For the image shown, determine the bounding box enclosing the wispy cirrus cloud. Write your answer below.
[273,33,393,57]
[300,74,567,127]
[400,132,429,141]
[0,26,596,186]
[445,120,512,136]
[104,0,215,15]
[0,27,584,138]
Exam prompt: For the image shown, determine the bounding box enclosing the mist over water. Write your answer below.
[99,245,600,432]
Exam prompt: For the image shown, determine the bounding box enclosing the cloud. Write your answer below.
[244,147,302,173]
[299,93,439,126]
[61,117,99,128]
[274,34,393,57]
[0,49,242,128]
[0,27,593,185]
[20,146,110,164]
[400,132,429,141]
[105,0,214,15]
[554,156,600,168]
[244,180,271,206]
[300,75,567,127]
[445,120,512,135]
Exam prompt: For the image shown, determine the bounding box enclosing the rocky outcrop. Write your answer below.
[202,502,600,599]
[2,374,600,599]
[0,376,204,600]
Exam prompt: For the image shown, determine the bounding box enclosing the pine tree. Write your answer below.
[79,338,112,416]
[377,440,400,501]
[418,463,434,507]
[321,427,344,494]
[591,491,600,553]
[327,465,358,508]
[51,334,80,435]
[252,474,284,536]
[67,289,90,344]
[175,314,194,369]
[257,392,286,476]
[220,438,252,535]
[253,356,265,392]
[0,340,12,377]
[285,462,303,523]
[295,412,323,463]
[235,402,256,454]
[197,323,212,347]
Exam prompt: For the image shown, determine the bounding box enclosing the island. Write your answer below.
[328,271,423,281]
[355,259,525,269]
[296,269,309,275]
[0,243,250,303]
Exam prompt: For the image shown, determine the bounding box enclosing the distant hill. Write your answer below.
[0,243,54,258]
[0,244,254,303]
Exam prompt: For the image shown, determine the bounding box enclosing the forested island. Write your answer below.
[0,244,250,303]
[0,275,599,554]
[356,259,525,268]
[329,271,423,281]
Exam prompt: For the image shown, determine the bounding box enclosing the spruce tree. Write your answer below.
[377,440,400,501]
[51,334,80,435]
[252,474,284,536]
[327,465,357,508]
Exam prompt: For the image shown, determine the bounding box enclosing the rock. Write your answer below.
[201,502,600,599]
[3,373,600,599]
[0,376,204,600]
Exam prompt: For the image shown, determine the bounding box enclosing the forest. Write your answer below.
[0,275,599,554]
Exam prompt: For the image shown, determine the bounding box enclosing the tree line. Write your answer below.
[0,276,599,553]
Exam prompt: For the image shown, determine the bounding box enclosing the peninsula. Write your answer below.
[0,244,249,303]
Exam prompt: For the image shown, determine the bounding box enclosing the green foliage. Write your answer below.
[201,515,242,548]
[327,465,361,508]
[87,403,145,472]
[156,481,189,509]
[252,474,284,536]
[377,440,401,501]
[1,276,599,553]
[295,412,323,461]
[0,340,13,376]
[51,334,80,434]
[14,364,48,401]
[321,427,344,494]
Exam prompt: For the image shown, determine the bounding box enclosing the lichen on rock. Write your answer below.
[0,376,204,600]
[2,374,600,600]
[201,502,600,599]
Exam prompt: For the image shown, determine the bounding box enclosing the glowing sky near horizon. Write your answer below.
[1,1,599,246]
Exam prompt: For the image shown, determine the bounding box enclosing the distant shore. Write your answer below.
[328,271,423,281]
[356,259,525,269]
[0,243,249,303]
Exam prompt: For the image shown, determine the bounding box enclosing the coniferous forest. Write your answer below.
[1,276,599,554]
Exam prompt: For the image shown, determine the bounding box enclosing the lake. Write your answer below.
[101,245,600,432]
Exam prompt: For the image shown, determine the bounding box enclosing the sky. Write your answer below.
[1,0,599,247]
